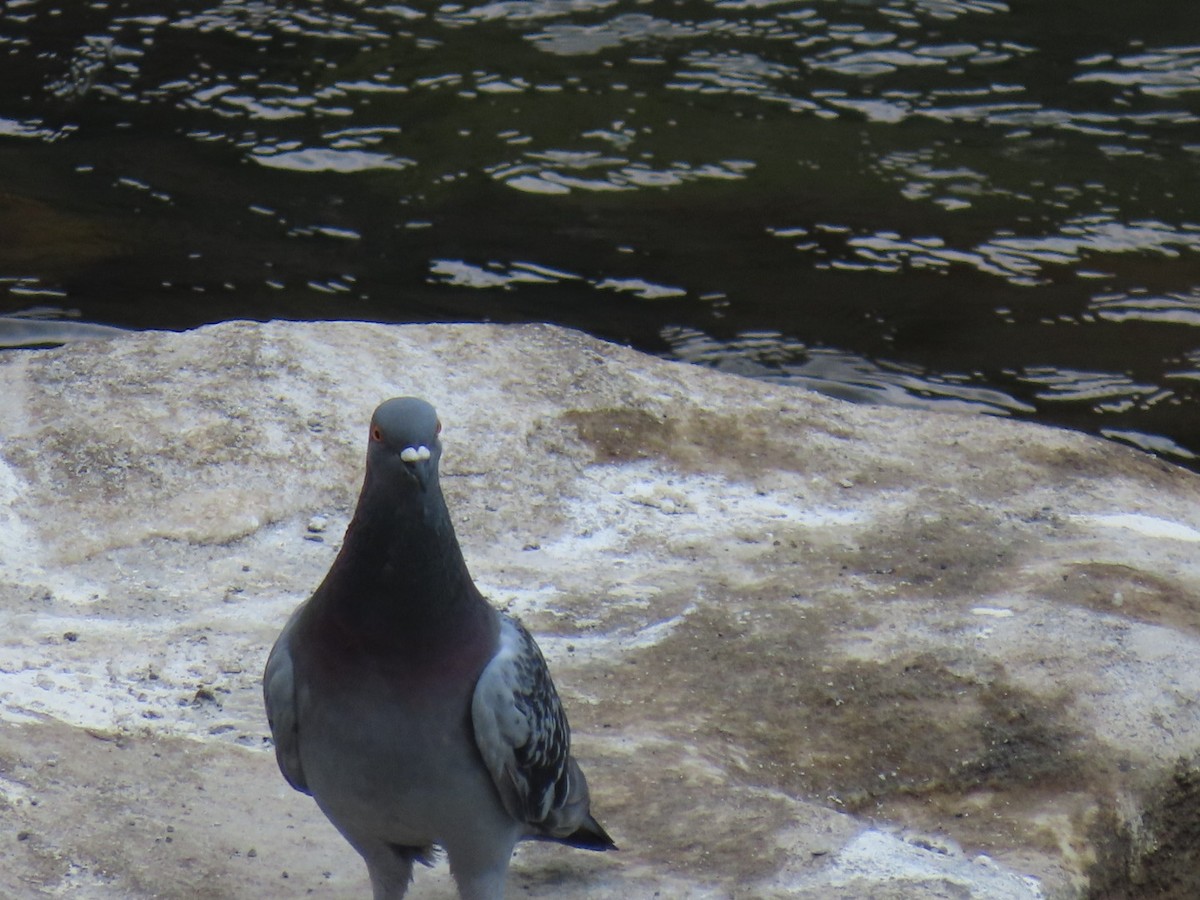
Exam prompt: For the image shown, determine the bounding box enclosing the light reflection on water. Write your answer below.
[662,324,1036,415]
[2,0,1200,463]
[768,217,1200,286]
[1075,45,1200,99]
[490,153,756,194]
[1092,289,1200,328]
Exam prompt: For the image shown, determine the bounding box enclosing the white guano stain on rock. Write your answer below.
[1076,512,1200,542]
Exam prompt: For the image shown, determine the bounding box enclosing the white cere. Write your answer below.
[400,445,432,463]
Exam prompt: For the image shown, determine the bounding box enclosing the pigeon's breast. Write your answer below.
[291,603,506,846]
[300,673,494,845]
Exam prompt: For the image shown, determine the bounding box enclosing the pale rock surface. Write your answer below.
[1,320,1199,898]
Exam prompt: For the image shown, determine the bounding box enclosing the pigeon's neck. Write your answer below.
[322,470,487,639]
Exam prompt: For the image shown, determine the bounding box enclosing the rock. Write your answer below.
[1,320,1199,897]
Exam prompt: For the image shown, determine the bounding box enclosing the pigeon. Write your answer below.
[264,397,614,900]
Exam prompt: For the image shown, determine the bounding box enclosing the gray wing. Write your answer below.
[471,613,577,834]
[263,604,309,794]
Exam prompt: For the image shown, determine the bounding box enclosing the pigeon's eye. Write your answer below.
[435,419,442,435]
[370,425,383,442]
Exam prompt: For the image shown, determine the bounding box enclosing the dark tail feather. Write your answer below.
[560,814,618,851]
[387,842,439,868]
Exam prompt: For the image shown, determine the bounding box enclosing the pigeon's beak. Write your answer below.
[399,444,436,490]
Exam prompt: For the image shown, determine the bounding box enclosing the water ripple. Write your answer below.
[440,0,617,24]
[1075,45,1200,98]
[774,216,1200,286]
[428,258,685,299]
[172,2,388,41]
[900,0,1010,20]
[1092,289,1200,327]
[250,147,415,173]
[662,326,1033,415]
[0,307,126,349]
[0,116,67,140]
[489,151,754,194]
[1018,367,1159,405]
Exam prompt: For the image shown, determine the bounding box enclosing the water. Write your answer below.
[2,0,1200,463]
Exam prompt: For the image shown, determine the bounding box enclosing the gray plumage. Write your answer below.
[264,397,614,900]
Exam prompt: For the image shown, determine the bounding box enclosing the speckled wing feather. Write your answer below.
[471,613,573,831]
[263,605,309,794]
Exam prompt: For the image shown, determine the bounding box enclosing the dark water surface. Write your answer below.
[3,0,1200,463]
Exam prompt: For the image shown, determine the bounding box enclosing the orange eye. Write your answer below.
[370,425,383,442]
[435,419,442,435]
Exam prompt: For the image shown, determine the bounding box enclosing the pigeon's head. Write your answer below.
[366,397,443,488]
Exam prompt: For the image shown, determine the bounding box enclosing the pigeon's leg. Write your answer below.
[449,863,509,900]
[446,831,519,900]
[361,842,420,900]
